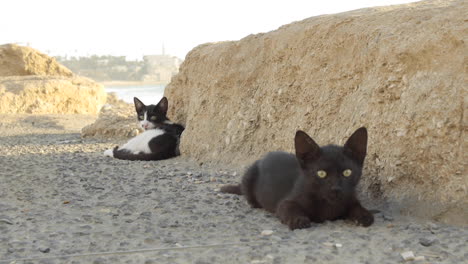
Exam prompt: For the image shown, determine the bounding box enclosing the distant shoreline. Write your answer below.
[99,81,168,87]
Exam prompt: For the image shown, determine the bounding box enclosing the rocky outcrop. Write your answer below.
[0,44,73,77]
[0,44,107,114]
[0,76,106,114]
[165,0,467,225]
[81,93,142,139]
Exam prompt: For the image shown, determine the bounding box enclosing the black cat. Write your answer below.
[104,97,184,161]
[221,127,374,230]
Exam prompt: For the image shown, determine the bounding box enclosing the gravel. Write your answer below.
[0,114,467,263]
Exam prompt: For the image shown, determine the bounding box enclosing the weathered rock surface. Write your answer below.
[81,93,142,139]
[165,0,467,225]
[0,75,106,114]
[0,44,107,114]
[0,44,73,77]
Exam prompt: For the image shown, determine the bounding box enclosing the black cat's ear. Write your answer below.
[134,97,145,113]
[344,127,368,165]
[295,130,321,166]
[157,97,168,113]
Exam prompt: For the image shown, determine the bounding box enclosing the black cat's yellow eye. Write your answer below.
[138,115,144,119]
[317,170,327,178]
[150,116,157,121]
[343,169,352,177]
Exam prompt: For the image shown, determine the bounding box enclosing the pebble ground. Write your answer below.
[0,114,466,264]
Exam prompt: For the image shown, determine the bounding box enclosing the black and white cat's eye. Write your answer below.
[343,169,352,177]
[150,116,157,121]
[317,170,327,178]
[139,115,144,119]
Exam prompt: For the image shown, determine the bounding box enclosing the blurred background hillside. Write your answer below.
[55,51,182,84]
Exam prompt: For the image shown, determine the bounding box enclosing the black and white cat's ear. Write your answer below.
[344,127,368,165]
[157,97,168,113]
[134,97,145,113]
[295,130,321,166]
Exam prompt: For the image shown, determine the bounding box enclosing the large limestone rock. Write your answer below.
[165,0,467,224]
[0,76,106,114]
[81,93,142,139]
[0,44,107,114]
[0,44,73,77]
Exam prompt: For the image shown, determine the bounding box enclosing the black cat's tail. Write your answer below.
[240,161,262,208]
[220,161,262,209]
[220,184,242,195]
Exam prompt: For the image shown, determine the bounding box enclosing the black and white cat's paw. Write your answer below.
[104,146,118,158]
[103,149,114,157]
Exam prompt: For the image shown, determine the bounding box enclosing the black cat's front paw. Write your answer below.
[282,216,311,230]
[352,209,374,227]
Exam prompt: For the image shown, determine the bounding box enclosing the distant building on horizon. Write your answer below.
[142,54,182,83]
[56,50,183,84]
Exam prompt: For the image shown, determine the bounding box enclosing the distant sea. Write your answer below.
[104,84,166,105]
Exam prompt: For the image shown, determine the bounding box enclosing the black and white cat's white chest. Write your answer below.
[104,97,184,161]
[111,127,165,155]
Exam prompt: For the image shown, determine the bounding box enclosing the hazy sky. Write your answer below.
[1,0,419,60]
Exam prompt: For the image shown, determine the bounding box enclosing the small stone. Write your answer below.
[383,214,394,221]
[414,256,425,261]
[261,230,274,236]
[250,260,265,264]
[163,238,175,243]
[323,242,334,247]
[39,247,50,253]
[406,223,420,230]
[427,222,439,230]
[335,243,342,248]
[419,237,436,247]
[271,235,282,241]
[401,239,412,246]
[0,218,13,225]
[99,208,111,213]
[401,251,415,261]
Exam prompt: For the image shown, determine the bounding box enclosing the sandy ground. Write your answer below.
[0,114,466,264]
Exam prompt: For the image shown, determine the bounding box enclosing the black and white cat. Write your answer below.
[104,97,184,161]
